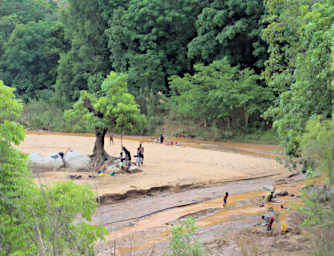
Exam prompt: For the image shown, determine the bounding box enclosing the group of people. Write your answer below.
[155,134,181,146]
[120,143,144,169]
[222,190,278,232]
[109,132,145,168]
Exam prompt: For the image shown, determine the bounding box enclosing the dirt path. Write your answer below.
[19,133,288,197]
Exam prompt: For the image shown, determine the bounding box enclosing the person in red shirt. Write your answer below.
[223,192,229,208]
[267,217,275,231]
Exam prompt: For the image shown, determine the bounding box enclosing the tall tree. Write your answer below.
[0,0,57,57]
[263,0,334,167]
[0,21,66,100]
[106,0,208,95]
[65,72,144,166]
[170,59,272,133]
[55,0,111,103]
[188,0,267,70]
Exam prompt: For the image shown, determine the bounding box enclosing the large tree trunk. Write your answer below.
[91,128,110,168]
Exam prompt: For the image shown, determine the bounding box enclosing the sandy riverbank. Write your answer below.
[18,133,289,196]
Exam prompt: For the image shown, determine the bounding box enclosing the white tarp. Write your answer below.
[28,153,63,169]
[64,152,90,171]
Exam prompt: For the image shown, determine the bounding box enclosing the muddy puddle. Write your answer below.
[97,177,320,256]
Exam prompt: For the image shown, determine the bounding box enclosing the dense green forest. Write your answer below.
[0,0,333,160]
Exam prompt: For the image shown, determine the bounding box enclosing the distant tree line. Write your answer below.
[0,0,333,158]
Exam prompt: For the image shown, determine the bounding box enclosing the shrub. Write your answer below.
[164,217,206,256]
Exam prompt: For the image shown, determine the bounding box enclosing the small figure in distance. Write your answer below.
[223,192,229,208]
[109,132,114,144]
[261,215,271,226]
[267,191,274,202]
[135,143,144,167]
[138,143,144,166]
[267,216,275,231]
[160,133,164,144]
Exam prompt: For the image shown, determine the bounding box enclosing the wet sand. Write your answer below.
[18,133,289,196]
[96,174,313,256]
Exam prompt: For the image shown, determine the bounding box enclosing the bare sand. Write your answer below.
[18,133,288,196]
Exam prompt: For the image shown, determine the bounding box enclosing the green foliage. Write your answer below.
[0,81,31,255]
[261,0,304,96]
[301,117,334,185]
[296,189,334,256]
[0,21,66,100]
[105,0,207,95]
[21,100,90,132]
[55,0,111,102]
[0,0,57,68]
[0,81,106,255]
[170,58,273,135]
[0,0,56,40]
[164,217,206,256]
[1,181,106,256]
[188,0,267,70]
[17,182,106,255]
[232,129,279,144]
[0,80,28,203]
[65,72,145,135]
[263,0,334,166]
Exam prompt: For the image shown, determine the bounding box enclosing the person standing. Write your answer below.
[223,192,229,208]
[109,132,114,144]
[138,143,144,167]
[160,134,164,144]
[267,217,275,231]
[122,146,131,170]
[136,147,142,167]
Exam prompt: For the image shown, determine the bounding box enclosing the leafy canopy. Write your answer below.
[301,117,334,184]
[65,72,145,134]
[188,0,267,70]
[0,21,65,100]
[55,0,111,102]
[170,58,272,132]
[263,0,334,165]
[105,0,208,94]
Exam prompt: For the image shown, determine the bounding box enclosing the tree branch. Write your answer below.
[83,98,104,119]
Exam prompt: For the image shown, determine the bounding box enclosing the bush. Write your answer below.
[297,116,334,255]
[21,100,92,132]
[163,217,206,256]
[297,190,334,256]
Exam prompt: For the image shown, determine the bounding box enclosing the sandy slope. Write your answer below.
[18,133,288,195]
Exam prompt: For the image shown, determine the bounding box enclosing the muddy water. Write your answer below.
[101,178,320,256]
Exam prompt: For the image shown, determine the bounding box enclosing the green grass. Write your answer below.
[231,129,280,145]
